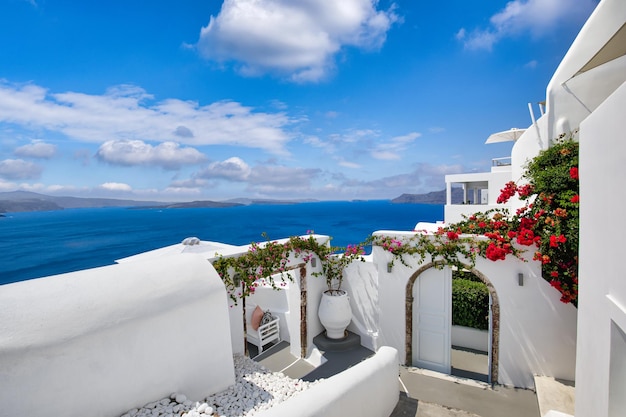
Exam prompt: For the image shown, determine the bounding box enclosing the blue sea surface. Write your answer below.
[0,201,443,285]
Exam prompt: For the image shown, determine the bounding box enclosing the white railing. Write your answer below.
[492,157,511,167]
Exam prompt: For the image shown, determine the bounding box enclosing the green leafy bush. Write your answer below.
[452,277,489,330]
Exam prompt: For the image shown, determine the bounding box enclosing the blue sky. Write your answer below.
[0,0,598,202]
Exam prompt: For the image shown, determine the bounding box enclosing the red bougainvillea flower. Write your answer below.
[446,230,459,240]
[550,271,559,278]
[571,194,580,203]
[554,208,567,218]
[550,280,562,291]
[534,252,551,264]
[549,234,567,248]
[520,217,536,229]
[497,181,517,204]
[516,229,535,246]
[569,167,579,180]
[486,243,507,261]
[549,235,558,248]
[517,184,534,198]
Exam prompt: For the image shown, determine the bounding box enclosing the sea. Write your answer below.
[0,200,443,286]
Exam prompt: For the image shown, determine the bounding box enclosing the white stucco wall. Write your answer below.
[222,235,330,361]
[254,346,399,417]
[473,252,577,388]
[451,326,488,352]
[343,258,380,351]
[576,80,626,417]
[369,231,577,389]
[0,255,235,417]
[545,0,626,145]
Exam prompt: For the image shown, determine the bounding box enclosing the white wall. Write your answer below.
[452,326,488,352]
[222,235,330,361]
[473,252,577,388]
[0,254,235,417]
[343,258,380,351]
[545,0,626,145]
[576,80,626,417]
[254,346,399,417]
[368,231,577,389]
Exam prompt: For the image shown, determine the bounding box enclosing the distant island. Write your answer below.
[0,191,165,213]
[391,188,472,204]
[0,191,319,213]
[0,189,467,214]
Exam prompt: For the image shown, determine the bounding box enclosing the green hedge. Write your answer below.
[452,277,489,330]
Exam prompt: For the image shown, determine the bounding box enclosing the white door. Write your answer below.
[412,266,452,374]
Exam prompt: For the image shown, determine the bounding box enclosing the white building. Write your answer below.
[445,0,626,415]
[0,1,623,417]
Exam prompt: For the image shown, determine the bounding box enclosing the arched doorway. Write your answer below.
[405,261,500,383]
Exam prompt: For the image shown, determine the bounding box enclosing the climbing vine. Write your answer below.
[371,134,579,305]
[212,135,579,306]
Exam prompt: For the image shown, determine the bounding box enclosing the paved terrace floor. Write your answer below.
[249,341,541,417]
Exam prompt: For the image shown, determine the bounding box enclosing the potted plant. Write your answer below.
[313,242,365,339]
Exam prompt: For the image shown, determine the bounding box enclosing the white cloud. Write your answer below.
[0,81,294,155]
[0,158,42,180]
[339,162,464,194]
[14,140,57,159]
[96,140,207,170]
[372,150,400,161]
[189,157,321,194]
[99,182,132,192]
[524,60,538,69]
[196,157,252,181]
[249,165,321,187]
[458,0,598,50]
[196,0,398,82]
[338,160,361,169]
[371,132,421,160]
[0,178,18,191]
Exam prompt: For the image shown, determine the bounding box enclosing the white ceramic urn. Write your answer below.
[318,289,351,339]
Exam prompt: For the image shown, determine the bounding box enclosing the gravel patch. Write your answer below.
[120,355,321,417]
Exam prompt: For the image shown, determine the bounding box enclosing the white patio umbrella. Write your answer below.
[485,128,527,144]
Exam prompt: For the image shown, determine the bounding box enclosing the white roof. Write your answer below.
[116,238,243,263]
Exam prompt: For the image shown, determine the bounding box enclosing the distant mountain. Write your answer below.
[0,198,62,213]
[224,198,318,205]
[0,191,314,213]
[0,191,166,213]
[146,200,242,209]
[391,188,474,204]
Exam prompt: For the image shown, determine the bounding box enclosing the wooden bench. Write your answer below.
[248,317,280,354]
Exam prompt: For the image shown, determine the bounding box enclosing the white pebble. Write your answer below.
[119,354,320,417]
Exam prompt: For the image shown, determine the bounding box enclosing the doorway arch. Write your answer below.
[405,260,500,383]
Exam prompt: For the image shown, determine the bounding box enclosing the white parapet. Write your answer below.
[253,346,399,417]
[0,254,235,417]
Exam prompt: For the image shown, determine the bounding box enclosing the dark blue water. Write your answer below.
[0,201,443,285]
